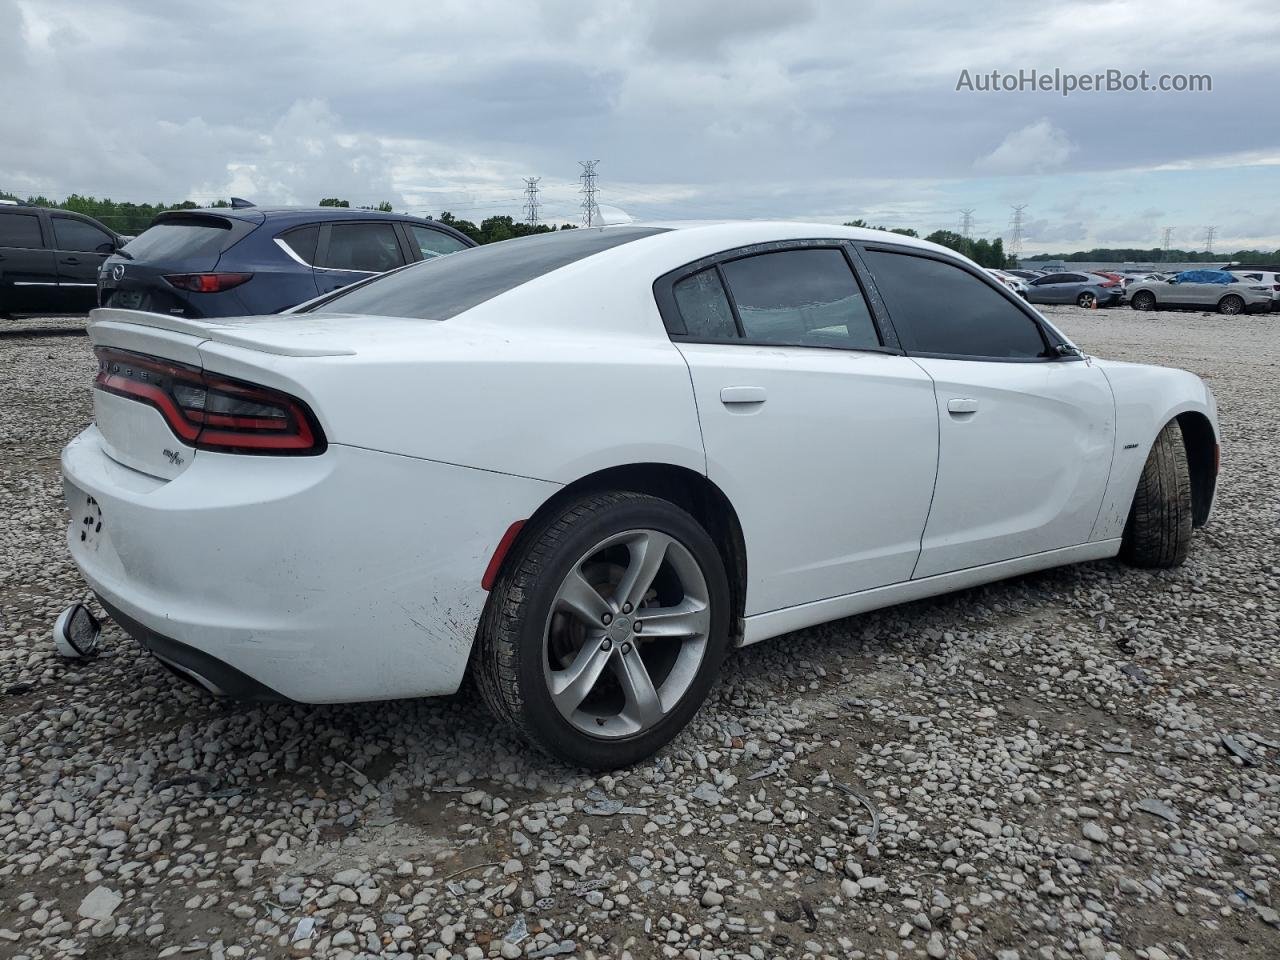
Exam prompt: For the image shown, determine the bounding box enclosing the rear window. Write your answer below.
[123,218,237,262]
[308,226,669,320]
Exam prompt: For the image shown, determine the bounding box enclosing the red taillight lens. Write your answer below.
[93,347,325,455]
[163,273,253,293]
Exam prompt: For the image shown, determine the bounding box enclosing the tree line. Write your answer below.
[843,221,1013,268]
[1024,247,1279,264]
[0,191,582,244]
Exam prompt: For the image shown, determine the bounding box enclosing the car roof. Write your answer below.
[150,205,474,243]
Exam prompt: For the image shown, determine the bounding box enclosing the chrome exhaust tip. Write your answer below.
[53,603,102,659]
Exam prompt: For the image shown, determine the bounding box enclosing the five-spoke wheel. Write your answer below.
[474,492,730,769]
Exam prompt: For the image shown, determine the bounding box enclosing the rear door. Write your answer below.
[0,210,57,313]
[50,214,117,311]
[657,242,940,615]
[314,221,409,294]
[858,245,1114,579]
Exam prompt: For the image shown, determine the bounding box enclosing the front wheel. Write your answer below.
[1218,294,1244,315]
[1120,420,1192,568]
[474,491,730,769]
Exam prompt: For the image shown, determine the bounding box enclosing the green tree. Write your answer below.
[318,198,350,208]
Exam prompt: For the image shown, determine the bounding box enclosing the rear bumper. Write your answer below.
[62,426,557,702]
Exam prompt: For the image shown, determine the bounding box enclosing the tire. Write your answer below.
[1218,294,1244,316]
[1120,420,1192,568]
[1131,291,1156,311]
[474,491,731,769]
[1077,292,1097,308]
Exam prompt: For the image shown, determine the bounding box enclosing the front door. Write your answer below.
[858,245,1115,579]
[658,244,940,615]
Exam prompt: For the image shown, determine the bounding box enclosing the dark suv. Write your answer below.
[97,206,476,318]
[0,203,124,316]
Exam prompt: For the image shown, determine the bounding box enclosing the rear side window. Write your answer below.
[863,250,1048,359]
[408,225,470,259]
[321,222,405,273]
[672,269,738,339]
[279,225,319,264]
[310,226,669,320]
[719,248,880,349]
[52,216,114,252]
[0,213,43,248]
[123,221,233,262]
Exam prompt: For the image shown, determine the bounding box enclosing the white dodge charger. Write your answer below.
[62,222,1219,768]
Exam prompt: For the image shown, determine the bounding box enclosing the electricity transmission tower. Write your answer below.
[1161,227,1173,261]
[522,177,541,226]
[1202,225,1216,255]
[1008,204,1028,261]
[959,208,975,238]
[578,161,600,227]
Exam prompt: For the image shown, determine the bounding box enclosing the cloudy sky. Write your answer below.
[3,0,1277,253]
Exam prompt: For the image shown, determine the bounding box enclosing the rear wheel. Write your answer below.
[1077,291,1097,308]
[1120,420,1192,568]
[1131,291,1156,311]
[474,491,730,769]
[1218,294,1244,315]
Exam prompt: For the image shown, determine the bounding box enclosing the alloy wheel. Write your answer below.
[542,529,710,739]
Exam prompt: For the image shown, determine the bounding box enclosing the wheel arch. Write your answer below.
[1175,411,1217,527]
[485,462,748,645]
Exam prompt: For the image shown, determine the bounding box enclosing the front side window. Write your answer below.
[863,250,1048,359]
[0,213,42,248]
[320,222,405,273]
[717,248,880,349]
[409,225,470,259]
[52,216,113,252]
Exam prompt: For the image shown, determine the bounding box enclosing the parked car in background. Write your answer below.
[1005,269,1045,281]
[1128,270,1273,315]
[97,205,475,318]
[64,222,1219,768]
[986,268,1029,298]
[1024,271,1123,308]
[1228,269,1280,309]
[0,203,124,316]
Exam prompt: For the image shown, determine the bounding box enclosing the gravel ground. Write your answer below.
[1,306,1277,960]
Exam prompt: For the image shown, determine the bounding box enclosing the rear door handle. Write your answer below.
[61,257,81,265]
[947,398,979,415]
[720,386,767,405]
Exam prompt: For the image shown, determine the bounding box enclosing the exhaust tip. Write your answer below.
[53,603,102,659]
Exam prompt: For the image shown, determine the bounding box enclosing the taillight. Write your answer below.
[93,347,325,455]
[164,273,252,293]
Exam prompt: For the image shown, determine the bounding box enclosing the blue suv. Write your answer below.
[97,204,475,318]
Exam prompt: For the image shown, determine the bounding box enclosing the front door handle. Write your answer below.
[720,386,767,405]
[947,398,979,415]
[61,257,81,265]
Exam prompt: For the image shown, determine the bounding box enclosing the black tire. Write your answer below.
[1131,291,1156,311]
[1120,420,1192,568]
[474,491,731,769]
[1218,294,1244,316]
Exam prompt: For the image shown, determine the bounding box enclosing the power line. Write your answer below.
[578,160,600,227]
[522,177,541,226]
[1202,225,1216,254]
[1008,204,1028,260]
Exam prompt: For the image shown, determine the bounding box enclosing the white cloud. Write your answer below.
[976,120,1076,175]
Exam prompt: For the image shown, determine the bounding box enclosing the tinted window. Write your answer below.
[719,248,880,349]
[279,225,319,264]
[1061,274,1087,283]
[409,225,470,259]
[863,251,1048,359]
[672,268,737,339]
[311,226,668,320]
[124,221,232,261]
[0,213,43,248]
[321,222,404,273]
[52,216,113,252]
